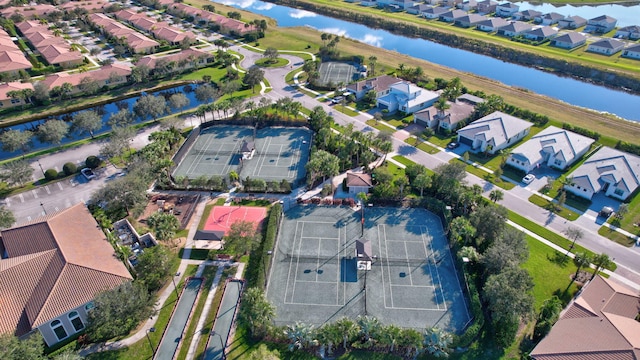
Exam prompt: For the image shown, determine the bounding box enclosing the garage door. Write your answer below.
[459,136,473,146]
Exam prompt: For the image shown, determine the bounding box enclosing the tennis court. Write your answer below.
[203,206,268,233]
[266,205,470,332]
[317,61,359,87]
[172,126,312,184]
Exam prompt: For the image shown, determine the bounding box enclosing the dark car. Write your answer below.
[447,141,460,150]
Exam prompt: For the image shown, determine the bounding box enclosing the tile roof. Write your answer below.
[624,43,640,53]
[347,172,373,187]
[0,81,34,101]
[477,17,510,28]
[0,204,131,337]
[0,50,32,73]
[135,48,211,69]
[38,63,131,89]
[531,276,640,360]
[39,45,83,65]
[457,111,532,147]
[526,26,558,37]
[567,146,640,195]
[509,126,594,167]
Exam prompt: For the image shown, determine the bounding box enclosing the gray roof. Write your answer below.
[440,9,467,19]
[478,17,510,28]
[508,126,594,167]
[457,111,532,147]
[346,75,399,94]
[241,140,254,152]
[499,21,533,33]
[568,147,640,194]
[624,43,640,52]
[457,14,487,24]
[497,2,518,9]
[457,93,484,104]
[423,7,448,15]
[562,15,586,24]
[517,9,542,18]
[409,4,431,11]
[553,32,586,44]
[356,238,373,261]
[589,15,617,23]
[618,25,640,33]
[589,38,625,50]
[540,12,564,21]
[526,26,558,37]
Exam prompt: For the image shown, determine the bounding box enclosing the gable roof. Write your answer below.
[553,32,587,45]
[0,204,132,337]
[457,111,532,146]
[477,17,510,28]
[346,75,399,94]
[590,38,626,50]
[531,276,640,360]
[38,63,131,89]
[0,50,32,73]
[526,26,558,37]
[509,126,594,166]
[346,172,373,187]
[0,81,34,101]
[135,48,212,69]
[625,43,640,53]
[589,15,617,23]
[567,146,640,195]
[499,21,533,33]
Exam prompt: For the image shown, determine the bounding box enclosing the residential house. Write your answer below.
[512,9,541,21]
[585,15,617,33]
[622,43,640,60]
[524,26,558,42]
[390,0,416,10]
[0,204,132,347]
[421,6,448,19]
[424,0,442,4]
[0,29,31,75]
[534,12,564,25]
[615,25,640,40]
[89,13,159,54]
[495,3,519,17]
[376,81,439,114]
[587,38,625,55]
[0,81,33,109]
[456,111,532,154]
[455,14,487,28]
[113,9,145,23]
[413,96,475,131]
[457,0,478,12]
[135,48,213,71]
[557,15,587,29]
[346,172,374,195]
[0,4,56,19]
[476,0,498,14]
[344,75,399,100]
[476,17,510,32]
[407,4,431,15]
[439,9,467,23]
[564,147,640,201]
[38,63,131,93]
[39,45,84,68]
[506,126,594,173]
[166,3,257,35]
[59,0,108,13]
[17,21,83,68]
[497,21,533,37]
[443,0,463,7]
[531,276,640,360]
[550,32,587,49]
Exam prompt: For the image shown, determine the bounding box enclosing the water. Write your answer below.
[514,2,639,28]
[1,84,205,161]
[221,0,640,121]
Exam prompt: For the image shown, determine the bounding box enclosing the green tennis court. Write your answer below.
[317,61,358,87]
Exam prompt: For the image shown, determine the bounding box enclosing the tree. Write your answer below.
[533,296,563,341]
[37,119,69,145]
[591,253,612,280]
[423,327,452,358]
[368,55,377,76]
[481,227,528,275]
[449,216,476,245]
[247,344,279,360]
[0,206,15,229]
[263,47,278,62]
[130,64,151,83]
[357,315,381,345]
[285,322,317,351]
[195,83,216,103]
[79,76,100,95]
[469,204,508,247]
[108,109,134,128]
[305,150,340,186]
[147,212,180,242]
[91,172,150,216]
[563,226,584,253]
[0,333,46,360]
[72,110,103,138]
[224,220,258,255]
[136,245,174,292]
[168,93,189,114]
[244,66,265,93]
[134,95,167,121]
[571,252,591,284]
[52,349,83,360]
[442,77,463,101]
[101,125,135,160]
[0,129,32,156]
[484,267,535,330]
[33,82,50,104]
[334,317,358,349]
[2,160,33,187]
[615,203,629,220]
[238,288,275,338]
[489,189,503,203]
[86,281,155,341]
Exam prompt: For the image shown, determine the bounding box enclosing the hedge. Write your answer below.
[44,169,58,181]
[562,123,600,140]
[245,203,282,288]
[62,162,77,176]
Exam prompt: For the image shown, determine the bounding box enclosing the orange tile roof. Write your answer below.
[0,50,32,73]
[39,63,131,89]
[346,172,373,187]
[135,48,211,69]
[0,4,56,19]
[0,81,34,101]
[39,45,83,65]
[114,9,145,22]
[59,0,107,12]
[0,204,132,337]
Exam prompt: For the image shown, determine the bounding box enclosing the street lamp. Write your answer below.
[40,202,47,215]
[146,327,156,358]
[36,159,45,177]
[461,257,471,299]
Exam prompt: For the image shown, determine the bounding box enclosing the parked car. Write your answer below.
[599,206,614,218]
[81,168,96,180]
[447,141,460,150]
[522,174,535,184]
[331,96,344,104]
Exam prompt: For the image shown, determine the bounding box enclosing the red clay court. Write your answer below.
[203,206,268,234]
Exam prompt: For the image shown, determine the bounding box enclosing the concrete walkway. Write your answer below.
[185,266,225,360]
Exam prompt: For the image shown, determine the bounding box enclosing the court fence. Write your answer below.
[200,117,309,131]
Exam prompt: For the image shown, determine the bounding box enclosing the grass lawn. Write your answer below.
[452,158,516,190]
[598,226,636,247]
[601,192,640,239]
[365,119,395,134]
[427,133,455,148]
[179,248,211,260]
[197,203,215,231]
[403,138,439,154]
[255,57,289,67]
[334,105,359,116]
[391,155,435,176]
[384,161,406,177]
[528,194,580,221]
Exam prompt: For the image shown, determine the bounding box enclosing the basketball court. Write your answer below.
[317,61,359,87]
[203,206,268,233]
[266,205,470,332]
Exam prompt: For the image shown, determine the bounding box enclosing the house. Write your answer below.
[113,9,145,23]
[512,9,541,21]
[413,97,475,130]
[376,81,440,114]
[16,20,83,68]
[0,204,132,346]
[534,12,564,25]
[39,45,84,68]
[442,0,463,7]
[587,38,625,55]
[564,147,640,201]
[344,75,399,100]
[424,0,441,5]
[346,172,373,195]
[0,4,56,19]
[166,3,257,35]
[135,48,212,71]
[390,0,416,10]
[495,3,519,17]
[0,29,31,75]
[457,0,477,12]
[456,111,532,154]
[524,26,558,42]
[531,276,640,360]
[622,43,640,60]
[476,0,498,14]
[615,25,640,40]
[455,14,487,28]
[585,15,617,33]
[506,126,594,173]
[38,63,131,93]
[550,32,587,49]
[557,15,587,29]
[497,21,533,37]
[88,13,159,54]
[439,9,467,23]
[407,4,431,15]
[421,6,448,19]
[59,0,107,13]
[0,81,34,109]
[360,0,378,6]
[476,17,510,32]
[241,140,255,160]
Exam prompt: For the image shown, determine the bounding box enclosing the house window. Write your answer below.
[51,320,68,340]
[554,159,562,166]
[614,188,624,196]
[10,99,21,104]
[85,302,94,311]
[69,311,84,332]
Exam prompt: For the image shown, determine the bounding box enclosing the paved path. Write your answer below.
[185,266,225,360]
[203,280,243,360]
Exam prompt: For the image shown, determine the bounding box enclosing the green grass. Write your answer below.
[365,119,395,134]
[179,248,211,260]
[403,138,439,154]
[334,105,359,116]
[255,57,289,67]
[391,155,435,176]
[601,192,640,239]
[453,158,516,190]
[598,225,636,247]
[384,161,406,177]
[197,204,215,231]
[528,194,580,221]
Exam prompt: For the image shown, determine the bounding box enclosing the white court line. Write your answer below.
[284,300,342,307]
[253,136,273,177]
[390,284,435,288]
[385,305,445,311]
[290,221,305,303]
[32,189,38,199]
[183,132,217,175]
[295,280,340,284]
[285,221,302,304]
[382,225,394,308]
[427,230,447,312]
[299,236,341,240]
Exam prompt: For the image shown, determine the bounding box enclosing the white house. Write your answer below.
[456,111,532,154]
[512,9,541,21]
[421,6,448,19]
[476,0,498,14]
[457,0,478,12]
[345,75,399,100]
[497,21,533,37]
[615,25,640,40]
[476,17,510,32]
[495,2,519,17]
[564,147,640,201]
[558,15,587,29]
[439,9,467,23]
[622,43,640,60]
[588,38,626,55]
[585,15,617,33]
[550,32,587,49]
[455,14,488,28]
[506,126,595,173]
[524,26,558,42]
[407,3,431,15]
[376,81,439,114]
[346,172,374,194]
[0,204,132,347]
[534,12,564,25]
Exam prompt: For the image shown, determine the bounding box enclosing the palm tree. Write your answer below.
[317,322,341,356]
[368,55,377,77]
[591,253,612,280]
[423,327,453,358]
[434,97,450,118]
[563,226,584,254]
[285,322,316,351]
[380,324,403,353]
[398,328,423,359]
[334,317,358,350]
[238,288,275,338]
[571,252,591,284]
[489,189,504,203]
[357,315,381,345]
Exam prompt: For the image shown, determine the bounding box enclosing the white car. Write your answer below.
[81,168,97,181]
[522,174,535,184]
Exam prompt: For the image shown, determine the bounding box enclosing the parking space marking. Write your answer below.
[19,194,24,203]
[32,190,38,199]
[57,182,64,190]
[45,186,51,195]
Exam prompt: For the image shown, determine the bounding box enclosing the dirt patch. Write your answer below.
[138,193,200,229]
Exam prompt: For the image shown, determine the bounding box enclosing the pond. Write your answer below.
[222,0,640,121]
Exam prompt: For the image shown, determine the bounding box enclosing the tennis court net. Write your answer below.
[281,253,430,266]
[191,148,299,157]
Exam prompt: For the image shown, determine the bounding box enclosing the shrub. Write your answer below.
[62,162,77,176]
[44,169,58,181]
[85,155,101,169]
